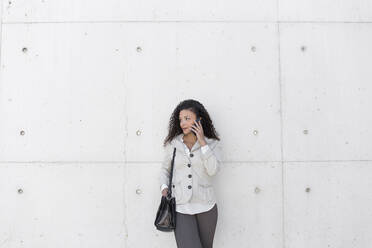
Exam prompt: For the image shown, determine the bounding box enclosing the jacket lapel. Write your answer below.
[173,134,186,153]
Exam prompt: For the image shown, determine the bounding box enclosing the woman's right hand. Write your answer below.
[162,188,169,197]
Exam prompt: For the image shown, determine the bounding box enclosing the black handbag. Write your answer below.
[154,147,177,231]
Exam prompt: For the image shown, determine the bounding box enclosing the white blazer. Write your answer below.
[159,133,223,205]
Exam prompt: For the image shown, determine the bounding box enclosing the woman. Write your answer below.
[159,99,223,248]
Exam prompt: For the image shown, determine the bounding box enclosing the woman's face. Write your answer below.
[179,109,197,135]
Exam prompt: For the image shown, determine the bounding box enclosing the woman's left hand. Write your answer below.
[191,119,207,146]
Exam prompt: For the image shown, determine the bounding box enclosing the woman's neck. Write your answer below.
[183,133,197,144]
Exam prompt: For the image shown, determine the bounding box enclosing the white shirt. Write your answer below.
[160,137,216,214]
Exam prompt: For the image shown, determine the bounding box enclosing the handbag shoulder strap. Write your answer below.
[168,147,176,196]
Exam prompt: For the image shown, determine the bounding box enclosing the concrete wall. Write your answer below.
[0,0,371,247]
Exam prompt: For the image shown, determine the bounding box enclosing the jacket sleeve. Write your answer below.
[200,140,223,176]
[159,143,174,191]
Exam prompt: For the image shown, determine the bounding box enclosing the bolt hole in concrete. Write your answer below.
[18,189,23,194]
[20,130,25,135]
[22,47,28,53]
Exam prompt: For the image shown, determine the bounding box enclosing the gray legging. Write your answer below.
[174,203,218,248]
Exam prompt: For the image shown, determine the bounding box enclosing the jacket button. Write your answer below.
[187,164,191,167]
[190,153,194,157]
[188,174,192,178]
[188,185,192,189]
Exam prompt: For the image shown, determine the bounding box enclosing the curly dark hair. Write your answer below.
[163,99,220,147]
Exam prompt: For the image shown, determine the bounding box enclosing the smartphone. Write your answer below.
[192,117,201,135]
